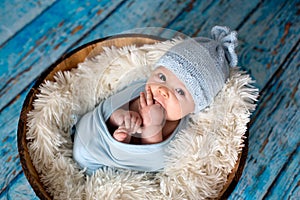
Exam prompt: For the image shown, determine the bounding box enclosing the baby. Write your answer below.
[109,66,195,144]
[73,26,238,174]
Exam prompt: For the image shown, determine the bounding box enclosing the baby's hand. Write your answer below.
[110,109,142,143]
[139,86,166,127]
[113,125,132,143]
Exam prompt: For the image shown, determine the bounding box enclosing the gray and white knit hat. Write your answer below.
[154,25,238,113]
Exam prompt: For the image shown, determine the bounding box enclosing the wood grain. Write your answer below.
[229,40,300,200]
[72,0,194,49]
[265,145,300,199]
[0,88,29,195]
[165,0,260,36]
[0,0,124,110]
[237,0,300,89]
[0,0,56,45]
[0,172,38,200]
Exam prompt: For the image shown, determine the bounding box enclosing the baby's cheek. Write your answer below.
[166,102,183,120]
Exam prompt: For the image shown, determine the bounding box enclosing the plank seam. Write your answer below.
[249,38,300,127]
[64,0,127,54]
[0,169,24,197]
[0,1,58,48]
[262,144,300,199]
[165,1,216,35]
[0,0,126,112]
[235,0,264,31]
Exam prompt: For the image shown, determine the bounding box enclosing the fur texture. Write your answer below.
[26,39,258,199]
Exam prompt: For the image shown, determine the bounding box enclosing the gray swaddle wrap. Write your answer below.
[73,80,187,174]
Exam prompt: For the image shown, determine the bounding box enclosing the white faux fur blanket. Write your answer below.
[27,39,258,199]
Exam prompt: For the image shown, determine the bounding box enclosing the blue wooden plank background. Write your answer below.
[0,0,299,199]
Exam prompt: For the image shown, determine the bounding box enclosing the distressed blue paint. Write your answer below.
[265,145,300,199]
[229,40,300,200]
[73,0,194,49]
[165,0,260,36]
[0,0,56,46]
[0,86,30,193]
[0,172,38,200]
[237,0,300,90]
[0,0,124,110]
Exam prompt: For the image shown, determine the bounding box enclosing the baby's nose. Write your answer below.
[158,87,169,98]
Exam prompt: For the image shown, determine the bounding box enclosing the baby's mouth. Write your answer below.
[154,99,160,105]
[154,99,164,109]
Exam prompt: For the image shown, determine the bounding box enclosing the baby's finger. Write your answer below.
[146,86,153,105]
[133,117,142,133]
[130,116,137,129]
[113,127,130,142]
[124,114,131,129]
[113,132,127,141]
[136,127,142,134]
[140,92,147,108]
[116,125,126,132]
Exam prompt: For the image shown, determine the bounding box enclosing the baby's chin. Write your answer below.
[165,109,192,121]
[165,112,183,121]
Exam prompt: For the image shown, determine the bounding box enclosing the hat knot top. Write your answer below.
[154,25,238,113]
[211,25,238,67]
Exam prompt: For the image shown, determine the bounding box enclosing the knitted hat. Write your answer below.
[154,26,238,113]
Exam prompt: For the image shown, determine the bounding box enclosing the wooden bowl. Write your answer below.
[17,34,248,200]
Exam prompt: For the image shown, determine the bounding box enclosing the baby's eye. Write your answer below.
[158,73,166,81]
[176,88,185,96]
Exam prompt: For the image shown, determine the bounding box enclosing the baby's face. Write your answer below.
[146,66,195,121]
